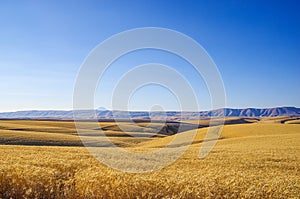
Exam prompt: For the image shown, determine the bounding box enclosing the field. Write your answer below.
[0,118,299,198]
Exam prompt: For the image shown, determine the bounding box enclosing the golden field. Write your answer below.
[0,118,299,198]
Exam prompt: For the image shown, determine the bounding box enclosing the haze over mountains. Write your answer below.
[0,107,299,120]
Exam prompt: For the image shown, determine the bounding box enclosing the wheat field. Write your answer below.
[0,119,299,198]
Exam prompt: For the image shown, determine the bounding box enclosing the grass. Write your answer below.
[0,119,299,198]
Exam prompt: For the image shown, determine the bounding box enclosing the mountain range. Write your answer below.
[0,107,299,120]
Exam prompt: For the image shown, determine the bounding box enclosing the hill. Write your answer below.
[0,107,299,120]
[0,120,299,198]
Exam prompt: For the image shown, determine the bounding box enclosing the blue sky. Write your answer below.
[0,0,299,111]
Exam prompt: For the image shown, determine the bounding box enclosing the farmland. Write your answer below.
[0,118,299,198]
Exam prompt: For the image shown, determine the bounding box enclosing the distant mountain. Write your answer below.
[0,107,299,120]
[96,107,109,111]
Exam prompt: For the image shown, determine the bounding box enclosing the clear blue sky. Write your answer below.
[0,0,299,111]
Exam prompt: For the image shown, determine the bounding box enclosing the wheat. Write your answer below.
[0,120,299,198]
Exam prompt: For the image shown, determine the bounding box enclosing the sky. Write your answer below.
[0,0,299,111]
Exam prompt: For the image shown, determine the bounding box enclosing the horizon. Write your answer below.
[0,106,299,113]
[0,1,299,111]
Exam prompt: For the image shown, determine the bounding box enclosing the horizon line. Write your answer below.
[0,106,298,113]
